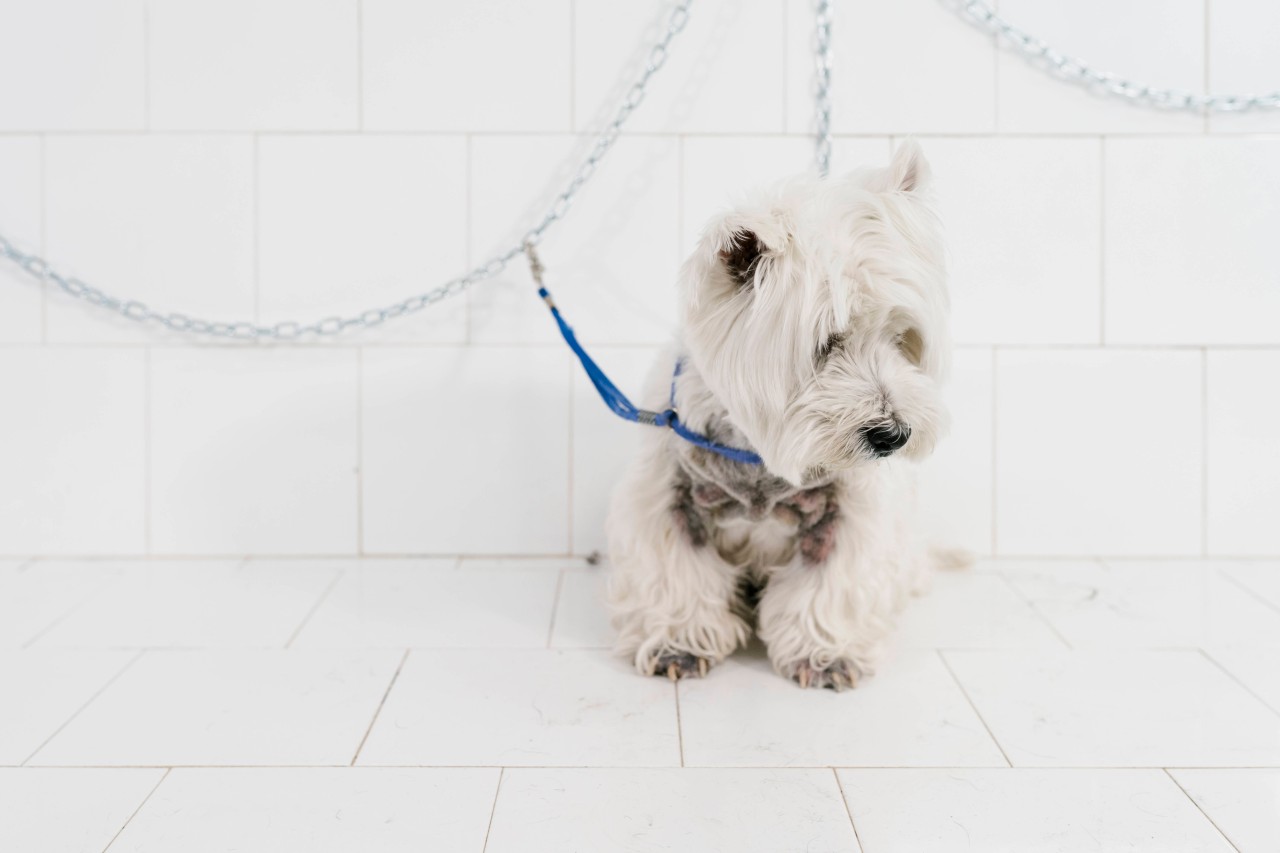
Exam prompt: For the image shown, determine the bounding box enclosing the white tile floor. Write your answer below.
[3,557,1278,852]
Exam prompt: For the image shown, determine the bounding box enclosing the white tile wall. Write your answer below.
[996,0,1205,134]
[928,138,1102,345]
[787,0,997,134]
[3,0,1280,558]
[1208,0,1280,131]
[575,0,786,134]
[916,348,994,556]
[0,349,147,555]
[996,350,1203,556]
[43,136,256,344]
[256,135,468,343]
[1105,138,1280,345]
[0,0,146,131]
[362,0,571,132]
[360,347,570,554]
[0,137,43,343]
[1207,351,1280,555]
[149,348,360,555]
[148,0,359,131]
[468,136,680,346]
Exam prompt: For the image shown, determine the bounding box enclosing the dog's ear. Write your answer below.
[719,229,764,287]
[886,139,931,194]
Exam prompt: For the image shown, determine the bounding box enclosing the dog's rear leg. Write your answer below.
[606,460,749,680]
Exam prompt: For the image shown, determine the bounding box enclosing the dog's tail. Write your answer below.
[929,546,976,571]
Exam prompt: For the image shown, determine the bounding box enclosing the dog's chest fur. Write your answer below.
[671,449,840,570]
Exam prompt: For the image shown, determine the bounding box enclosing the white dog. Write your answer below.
[606,141,952,690]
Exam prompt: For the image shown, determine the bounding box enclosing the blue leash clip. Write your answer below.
[525,242,762,466]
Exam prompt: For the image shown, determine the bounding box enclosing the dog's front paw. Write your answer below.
[646,650,713,681]
[788,659,862,691]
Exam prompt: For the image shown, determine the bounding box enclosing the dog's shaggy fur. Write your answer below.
[607,142,952,689]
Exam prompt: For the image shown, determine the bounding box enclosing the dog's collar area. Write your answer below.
[526,242,763,467]
[662,361,764,465]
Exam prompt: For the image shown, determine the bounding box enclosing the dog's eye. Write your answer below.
[817,333,844,361]
[896,328,924,366]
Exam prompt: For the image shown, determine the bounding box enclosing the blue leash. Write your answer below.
[524,243,762,466]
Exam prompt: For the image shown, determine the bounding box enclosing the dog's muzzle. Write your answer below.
[861,422,911,457]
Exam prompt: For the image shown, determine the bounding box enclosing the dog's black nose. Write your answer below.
[862,423,911,457]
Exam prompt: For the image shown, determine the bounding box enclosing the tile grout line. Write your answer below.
[13,763,1280,770]
[831,768,865,852]
[101,767,171,853]
[674,681,686,767]
[251,134,261,324]
[566,352,574,552]
[21,650,147,766]
[349,648,411,766]
[20,582,112,650]
[569,0,577,131]
[1098,135,1106,345]
[143,346,152,555]
[1201,347,1209,557]
[480,767,505,853]
[1197,647,1280,719]
[142,1,151,132]
[544,569,567,648]
[283,567,346,649]
[16,129,1280,139]
[1163,768,1242,853]
[357,347,365,556]
[676,134,686,261]
[1216,568,1280,617]
[992,570,1075,650]
[464,133,474,344]
[38,133,48,343]
[356,0,364,131]
[1202,0,1211,135]
[989,346,998,556]
[779,0,788,133]
[936,649,1013,767]
[991,11,1000,132]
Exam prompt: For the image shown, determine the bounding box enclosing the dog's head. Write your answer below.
[680,141,949,485]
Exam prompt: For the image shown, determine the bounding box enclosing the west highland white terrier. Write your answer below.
[607,141,953,690]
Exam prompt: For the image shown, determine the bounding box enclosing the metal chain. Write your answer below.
[814,0,833,176]
[0,0,694,340]
[956,0,1280,112]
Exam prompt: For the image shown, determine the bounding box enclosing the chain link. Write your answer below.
[0,0,695,341]
[956,0,1280,112]
[11,0,1280,341]
[813,0,833,177]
